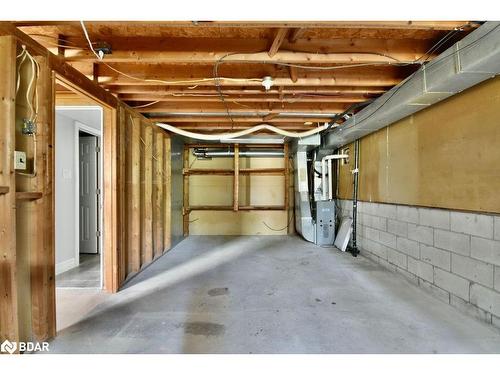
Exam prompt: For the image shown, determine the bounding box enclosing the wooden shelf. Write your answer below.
[16,191,43,201]
[184,168,285,176]
[0,186,9,195]
[189,205,286,212]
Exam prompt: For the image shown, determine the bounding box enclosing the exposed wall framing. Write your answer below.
[0,23,174,347]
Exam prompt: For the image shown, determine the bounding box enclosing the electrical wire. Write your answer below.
[80,21,262,87]
[262,214,294,232]
[16,45,39,178]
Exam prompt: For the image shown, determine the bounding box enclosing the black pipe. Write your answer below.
[348,139,360,257]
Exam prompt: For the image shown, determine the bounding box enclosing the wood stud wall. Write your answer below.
[0,27,174,347]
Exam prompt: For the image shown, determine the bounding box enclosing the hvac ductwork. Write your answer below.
[323,21,500,149]
[193,148,284,158]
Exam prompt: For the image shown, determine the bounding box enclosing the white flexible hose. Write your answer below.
[155,122,332,140]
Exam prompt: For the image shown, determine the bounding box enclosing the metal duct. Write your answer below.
[324,21,500,149]
[193,148,284,158]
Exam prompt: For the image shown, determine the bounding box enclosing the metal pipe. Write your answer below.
[193,148,284,158]
[320,153,349,200]
[349,140,360,257]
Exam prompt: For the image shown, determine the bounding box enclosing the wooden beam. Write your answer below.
[268,28,289,57]
[102,106,119,292]
[163,135,171,253]
[0,186,9,194]
[108,86,388,95]
[233,144,239,211]
[188,205,286,211]
[140,124,153,266]
[13,21,479,30]
[289,66,298,83]
[0,22,119,108]
[288,28,304,43]
[185,168,286,176]
[119,94,369,103]
[136,102,348,114]
[148,116,330,123]
[57,34,66,56]
[67,50,409,64]
[126,115,141,275]
[92,63,99,84]
[0,35,18,346]
[152,130,164,258]
[102,76,401,87]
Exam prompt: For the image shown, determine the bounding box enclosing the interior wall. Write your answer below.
[187,152,289,235]
[54,108,102,275]
[55,113,77,273]
[338,76,500,214]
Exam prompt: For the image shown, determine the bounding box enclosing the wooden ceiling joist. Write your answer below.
[64,49,422,64]
[148,116,331,123]
[13,21,479,30]
[9,20,478,130]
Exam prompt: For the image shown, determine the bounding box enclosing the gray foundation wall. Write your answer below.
[339,199,500,329]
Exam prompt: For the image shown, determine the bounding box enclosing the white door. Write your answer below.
[79,135,98,254]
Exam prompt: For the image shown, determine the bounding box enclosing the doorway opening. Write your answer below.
[55,106,103,289]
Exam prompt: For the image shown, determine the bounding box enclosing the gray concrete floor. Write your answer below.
[50,235,500,354]
[56,254,100,288]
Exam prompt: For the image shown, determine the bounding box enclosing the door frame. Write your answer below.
[56,105,104,289]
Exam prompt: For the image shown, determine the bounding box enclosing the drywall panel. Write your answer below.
[338,76,500,214]
[55,113,77,273]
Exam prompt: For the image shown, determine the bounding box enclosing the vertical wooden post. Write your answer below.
[140,123,153,266]
[0,35,18,344]
[32,60,56,341]
[103,106,119,292]
[233,144,239,211]
[117,106,127,284]
[283,143,290,234]
[163,135,172,253]
[126,115,141,274]
[152,130,164,258]
[182,146,190,236]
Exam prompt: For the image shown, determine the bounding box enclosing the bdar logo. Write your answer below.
[1,339,17,354]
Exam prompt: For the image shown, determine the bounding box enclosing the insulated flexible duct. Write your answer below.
[155,122,330,141]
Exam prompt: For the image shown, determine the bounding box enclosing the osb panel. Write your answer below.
[338,76,500,213]
[189,211,289,235]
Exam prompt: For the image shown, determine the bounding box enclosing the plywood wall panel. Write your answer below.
[338,76,500,214]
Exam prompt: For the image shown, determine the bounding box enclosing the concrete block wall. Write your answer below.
[339,199,500,329]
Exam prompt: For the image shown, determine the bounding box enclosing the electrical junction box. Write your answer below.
[315,200,336,246]
[14,151,27,170]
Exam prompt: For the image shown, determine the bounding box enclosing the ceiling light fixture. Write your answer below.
[261,76,274,91]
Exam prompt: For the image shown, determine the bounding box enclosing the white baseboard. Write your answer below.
[56,258,78,275]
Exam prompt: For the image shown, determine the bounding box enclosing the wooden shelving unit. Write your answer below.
[182,143,290,235]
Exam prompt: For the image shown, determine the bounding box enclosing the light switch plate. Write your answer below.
[14,151,27,170]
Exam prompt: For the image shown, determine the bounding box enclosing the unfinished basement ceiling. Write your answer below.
[16,21,480,132]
